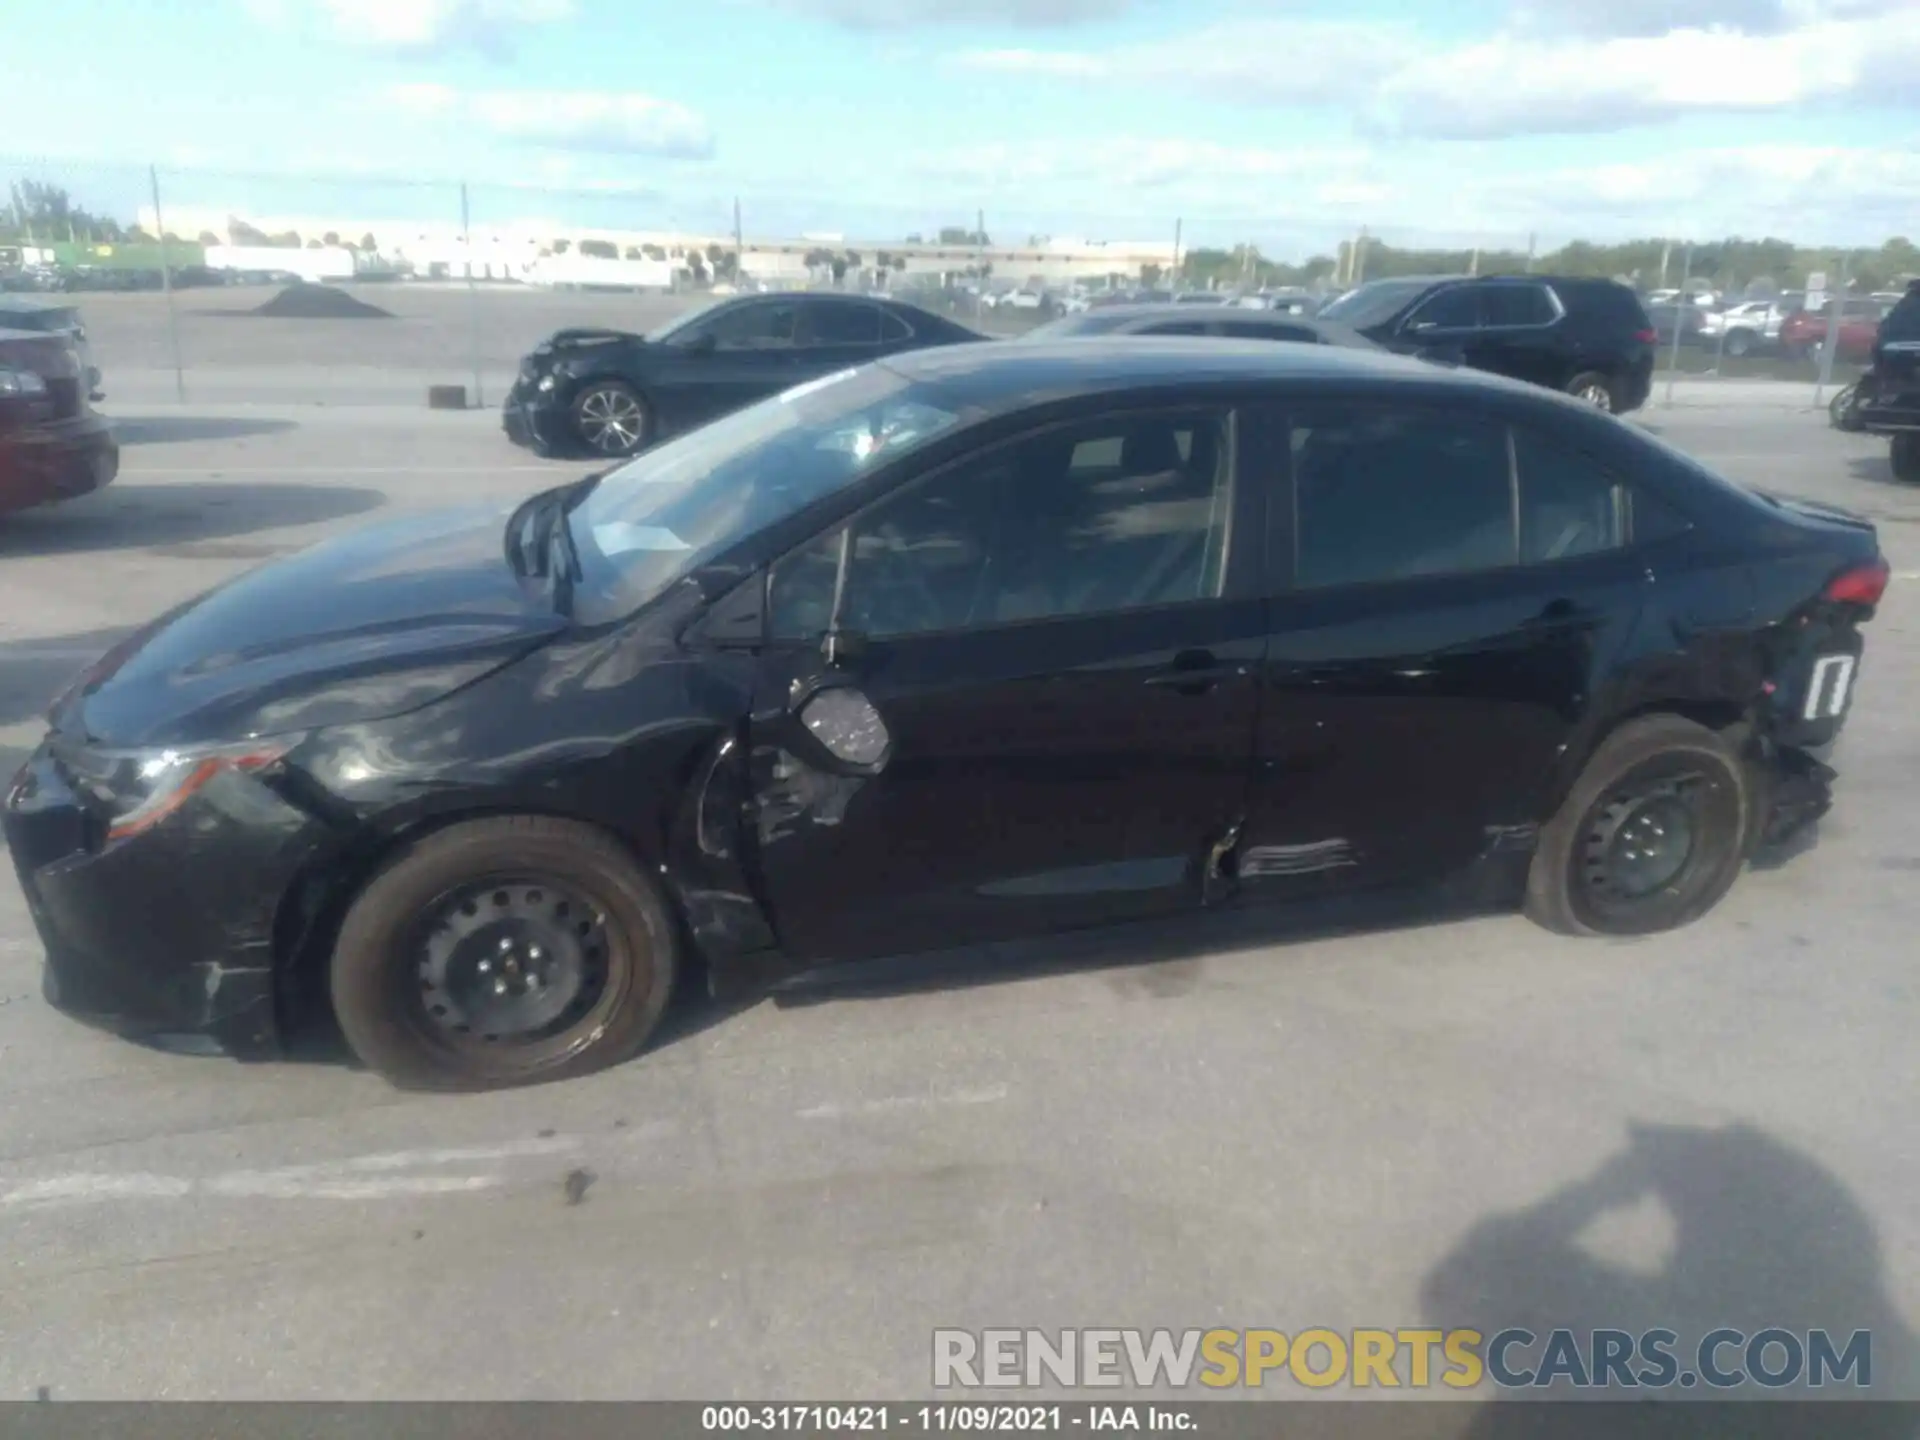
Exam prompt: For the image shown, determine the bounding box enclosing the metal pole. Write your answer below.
[1663,242,1692,408]
[1525,232,1537,274]
[1468,244,1480,277]
[1353,226,1368,285]
[1172,218,1183,286]
[975,207,987,321]
[148,165,187,404]
[1814,252,1848,406]
[461,182,482,409]
[733,196,744,282]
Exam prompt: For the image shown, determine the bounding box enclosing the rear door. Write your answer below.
[793,297,896,376]
[1475,280,1569,390]
[1237,399,1653,896]
[743,400,1269,966]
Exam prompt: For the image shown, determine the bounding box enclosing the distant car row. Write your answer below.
[505,274,1665,460]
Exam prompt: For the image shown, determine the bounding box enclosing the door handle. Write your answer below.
[1144,651,1242,694]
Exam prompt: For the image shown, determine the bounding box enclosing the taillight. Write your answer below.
[1634,328,1658,344]
[1824,557,1890,606]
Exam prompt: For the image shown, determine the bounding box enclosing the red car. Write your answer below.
[0,329,118,518]
[1777,299,1883,363]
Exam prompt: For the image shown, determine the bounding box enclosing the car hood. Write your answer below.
[60,504,570,748]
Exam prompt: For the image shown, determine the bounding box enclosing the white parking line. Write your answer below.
[796,1085,1010,1121]
[0,1135,587,1211]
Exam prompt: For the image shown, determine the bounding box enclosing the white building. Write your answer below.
[136,204,1176,287]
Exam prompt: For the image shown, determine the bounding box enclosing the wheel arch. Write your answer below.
[1538,695,1753,826]
[269,798,693,1043]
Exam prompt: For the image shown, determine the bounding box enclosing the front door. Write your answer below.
[744,403,1269,966]
[1238,402,1652,897]
[651,300,806,432]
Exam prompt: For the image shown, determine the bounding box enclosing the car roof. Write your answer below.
[1038,304,1378,346]
[877,334,1558,411]
[0,296,75,314]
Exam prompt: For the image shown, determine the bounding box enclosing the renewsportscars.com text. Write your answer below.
[932,1327,1874,1391]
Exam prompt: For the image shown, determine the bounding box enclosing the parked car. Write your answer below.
[4,339,1885,1089]
[1645,301,1712,350]
[1698,300,1793,357]
[0,298,101,399]
[1024,303,1377,350]
[1857,281,1920,483]
[1777,299,1884,363]
[503,292,983,458]
[1315,274,1658,413]
[0,328,118,519]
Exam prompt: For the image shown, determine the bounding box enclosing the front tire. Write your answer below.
[329,816,679,1091]
[1525,715,1751,937]
[1566,371,1617,412]
[570,380,650,457]
[1893,433,1920,484]
[1724,329,1755,358]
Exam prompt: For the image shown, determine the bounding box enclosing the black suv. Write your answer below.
[1859,279,1920,483]
[1317,274,1658,415]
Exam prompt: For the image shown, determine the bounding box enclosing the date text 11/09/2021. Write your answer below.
[702,1407,1187,1432]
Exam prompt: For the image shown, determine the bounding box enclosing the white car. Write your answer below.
[1699,300,1792,357]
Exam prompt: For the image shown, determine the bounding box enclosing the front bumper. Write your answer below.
[0,415,118,517]
[502,381,564,455]
[1859,392,1920,434]
[3,739,328,1059]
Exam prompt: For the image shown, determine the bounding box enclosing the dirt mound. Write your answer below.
[248,284,395,320]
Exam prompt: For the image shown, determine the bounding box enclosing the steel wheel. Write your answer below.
[573,384,648,456]
[412,876,614,1047]
[1581,780,1701,906]
[1567,372,1615,412]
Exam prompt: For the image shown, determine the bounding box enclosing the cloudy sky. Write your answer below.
[9,0,1920,253]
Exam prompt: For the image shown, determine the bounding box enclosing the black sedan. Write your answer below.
[5,340,1886,1090]
[1025,304,1376,349]
[503,290,983,459]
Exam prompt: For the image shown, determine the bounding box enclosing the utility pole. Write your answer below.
[1172,218,1183,285]
[148,165,186,403]
[1353,226,1369,285]
[461,181,483,409]
[1525,232,1538,274]
[976,208,987,320]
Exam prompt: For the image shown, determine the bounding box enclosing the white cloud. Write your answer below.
[1369,13,1920,139]
[249,0,575,56]
[956,7,1920,140]
[383,85,716,159]
[752,0,1155,28]
[1507,0,1911,39]
[953,20,1416,108]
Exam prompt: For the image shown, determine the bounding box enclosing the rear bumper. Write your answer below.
[1755,746,1835,851]
[1617,358,1655,414]
[1859,392,1920,433]
[0,415,118,517]
[3,740,325,1059]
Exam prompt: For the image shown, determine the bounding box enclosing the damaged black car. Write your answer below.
[503,291,982,459]
[5,340,1888,1090]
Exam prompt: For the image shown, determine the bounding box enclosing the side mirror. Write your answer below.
[793,681,891,774]
[683,331,719,354]
[1406,319,1439,335]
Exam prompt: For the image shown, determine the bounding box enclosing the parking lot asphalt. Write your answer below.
[0,402,1916,1403]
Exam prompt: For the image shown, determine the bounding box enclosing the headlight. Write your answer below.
[536,373,557,392]
[67,739,297,840]
[0,368,49,397]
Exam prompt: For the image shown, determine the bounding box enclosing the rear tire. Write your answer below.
[329,816,678,1091]
[1566,371,1616,412]
[1724,330,1755,358]
[1525,715,1750,937]
[1892,433,1920,484]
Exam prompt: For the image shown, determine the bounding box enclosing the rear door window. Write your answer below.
[1402,286,1483,332]
[1482,283,1559,327]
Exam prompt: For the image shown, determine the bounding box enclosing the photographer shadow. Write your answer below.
[1420,1121,1920,1438]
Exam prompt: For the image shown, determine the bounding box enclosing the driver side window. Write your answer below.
[768,409,1235,641]
[696,302,799,350]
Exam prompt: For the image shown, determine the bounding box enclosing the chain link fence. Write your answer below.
[4,159,1913,409]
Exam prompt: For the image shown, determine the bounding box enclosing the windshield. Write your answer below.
[563,364,965,624]
[1317,278,1443,330]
